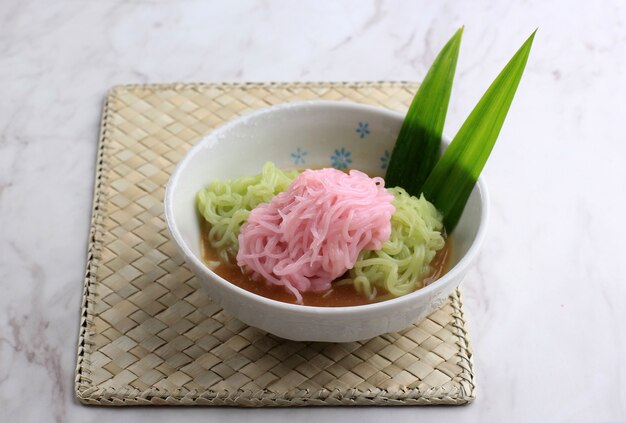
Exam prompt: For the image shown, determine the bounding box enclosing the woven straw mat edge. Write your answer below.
[75,82,476,406]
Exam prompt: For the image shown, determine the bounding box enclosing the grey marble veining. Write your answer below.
[1,0,625,421]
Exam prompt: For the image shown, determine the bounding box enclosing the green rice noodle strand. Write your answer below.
[348,187,445,298]
[196,162,298,262]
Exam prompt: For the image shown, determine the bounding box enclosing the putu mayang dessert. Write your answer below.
[197,162,447,306]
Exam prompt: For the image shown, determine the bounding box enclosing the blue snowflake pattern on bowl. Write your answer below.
[290,147,307,165]
[380,149,390,170]
[331,148,352,169]
[355,122,370,138]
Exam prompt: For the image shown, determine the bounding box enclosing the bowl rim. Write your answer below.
[164,100,489,316]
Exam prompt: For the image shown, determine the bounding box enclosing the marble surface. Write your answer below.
[1,0,625,421]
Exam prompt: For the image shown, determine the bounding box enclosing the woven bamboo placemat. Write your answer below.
[74,82,476,406]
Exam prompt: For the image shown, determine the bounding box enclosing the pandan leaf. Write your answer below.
[422,30,536,231]
[385,27,463,194]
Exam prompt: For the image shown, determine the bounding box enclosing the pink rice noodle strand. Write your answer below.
[237,168,395,302]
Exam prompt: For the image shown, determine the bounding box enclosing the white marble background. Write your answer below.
[1,0,625,421]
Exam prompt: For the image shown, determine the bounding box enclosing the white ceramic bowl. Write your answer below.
[164,101,488,342]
